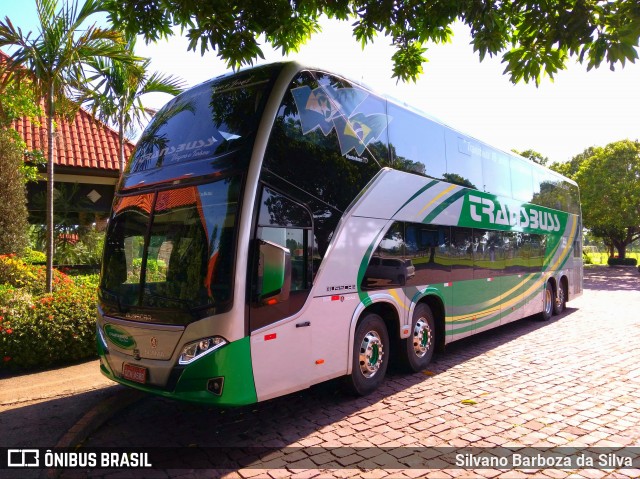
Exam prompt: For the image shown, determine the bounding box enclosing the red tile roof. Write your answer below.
[11,111,135,172]
[1,50,136,172]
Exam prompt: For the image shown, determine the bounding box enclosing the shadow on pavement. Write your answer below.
[583,265,639,292]
[51,266,631,476]
[0,386,120,479]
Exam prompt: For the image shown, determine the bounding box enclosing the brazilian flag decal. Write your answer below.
[333,113,389,155]
[291,83,389,156]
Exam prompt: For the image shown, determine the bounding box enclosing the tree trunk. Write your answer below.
[45,85,56,293]
[118,104,125,173]
[614,240,627,259]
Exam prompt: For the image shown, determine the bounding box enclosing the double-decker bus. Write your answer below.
[97,62,582,405]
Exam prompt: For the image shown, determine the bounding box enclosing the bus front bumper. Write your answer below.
[97,336,258,407]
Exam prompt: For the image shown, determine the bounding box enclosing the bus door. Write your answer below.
[248,186,315,401]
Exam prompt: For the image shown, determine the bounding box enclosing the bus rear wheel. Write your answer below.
[400,303,435,372]
[553,281,567,315]
[345,313,389,396]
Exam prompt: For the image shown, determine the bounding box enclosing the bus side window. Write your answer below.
[250,186,316,331]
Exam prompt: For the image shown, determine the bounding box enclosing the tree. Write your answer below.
[0,66,44,255]
[0,130,29,255]
[0,0,132,292]
[573,140,640,259]
[513,149,549,166]
[87,41,185,172]
[105,0,640,84]
[549,146,597,178]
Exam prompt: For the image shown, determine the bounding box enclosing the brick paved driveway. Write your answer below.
[79,266,640,478]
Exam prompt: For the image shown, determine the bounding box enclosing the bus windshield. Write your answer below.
[128,72,273,174]
[100,176,241,321]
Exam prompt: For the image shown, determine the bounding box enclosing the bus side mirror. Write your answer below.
[257,240,291,305]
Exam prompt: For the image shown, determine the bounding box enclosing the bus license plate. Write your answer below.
[123,363,147,384]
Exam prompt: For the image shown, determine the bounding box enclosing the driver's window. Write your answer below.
[250,186,316,331]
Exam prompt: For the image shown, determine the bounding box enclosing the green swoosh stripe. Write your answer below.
[422,190,467,224]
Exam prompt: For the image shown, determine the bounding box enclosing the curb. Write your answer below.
[45,387,146,478]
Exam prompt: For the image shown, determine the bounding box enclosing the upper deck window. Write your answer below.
[129,69,275,173]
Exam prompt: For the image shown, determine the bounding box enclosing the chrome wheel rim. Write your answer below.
[556,286,565,307]
[544,287,553,316]
[413,318,431,358]
[359,331,383,378]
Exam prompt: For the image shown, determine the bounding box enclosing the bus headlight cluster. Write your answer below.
[178,337,227,365]
[97,325,109,352]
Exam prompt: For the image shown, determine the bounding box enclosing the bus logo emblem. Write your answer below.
[150,337,158,349]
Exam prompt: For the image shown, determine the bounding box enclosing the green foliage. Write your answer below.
[53,229,105,265]
[0,130,29,255]
[573,140,640,259]
[0,254,73,295]
[0,255,97,370]
[0,0,136,293]
[85,39,185,171]
[21,248,47,265]
[513,149,549,166]
[607,257,637,266]
[104,0,640,83]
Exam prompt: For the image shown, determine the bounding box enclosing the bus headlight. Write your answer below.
[178,337,227,365]
[97,325,109,352]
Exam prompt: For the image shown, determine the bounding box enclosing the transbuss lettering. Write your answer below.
[468,195,561,232]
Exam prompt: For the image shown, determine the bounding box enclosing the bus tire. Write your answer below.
[540,282,554,321]
[553,280,566,315]
[345,313,389,396]
[400,303,435,373]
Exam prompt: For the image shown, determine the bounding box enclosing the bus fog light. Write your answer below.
[179,337,227,365]
[207,377,224,396]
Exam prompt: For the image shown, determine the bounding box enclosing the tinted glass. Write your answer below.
[473,229,505,278]
[482,150,511,197]
[510,157,534,203]
[258,187,312,228]
[251,188,316,330]
[444,130,483,190]
[362,222,411,289]
[263,70,386,257]
[387,103,447,179]
[100,177,241,322]
[449,227,474,281]
[130,70,273,173]
[534,171,568,211]
[405,224,451,285]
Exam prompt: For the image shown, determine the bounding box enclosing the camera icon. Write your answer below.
[7,449,40,467]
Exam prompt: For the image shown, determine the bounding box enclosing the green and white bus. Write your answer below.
[97,62,582,405]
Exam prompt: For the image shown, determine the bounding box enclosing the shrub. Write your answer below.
[21,248,46,264]
[0,254,73,295]
[0,256,98,370]
[607,257,637,266]
[0,129,29,255]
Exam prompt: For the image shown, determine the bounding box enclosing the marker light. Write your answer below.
[178,337,227,365]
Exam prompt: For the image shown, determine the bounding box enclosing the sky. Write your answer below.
[3,1,640,163]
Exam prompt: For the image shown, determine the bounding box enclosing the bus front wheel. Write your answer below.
[400,303,435,373]
[345,313,389,396]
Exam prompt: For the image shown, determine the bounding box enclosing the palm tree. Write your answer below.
[0,0,133,292]
[88,40,185,172]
